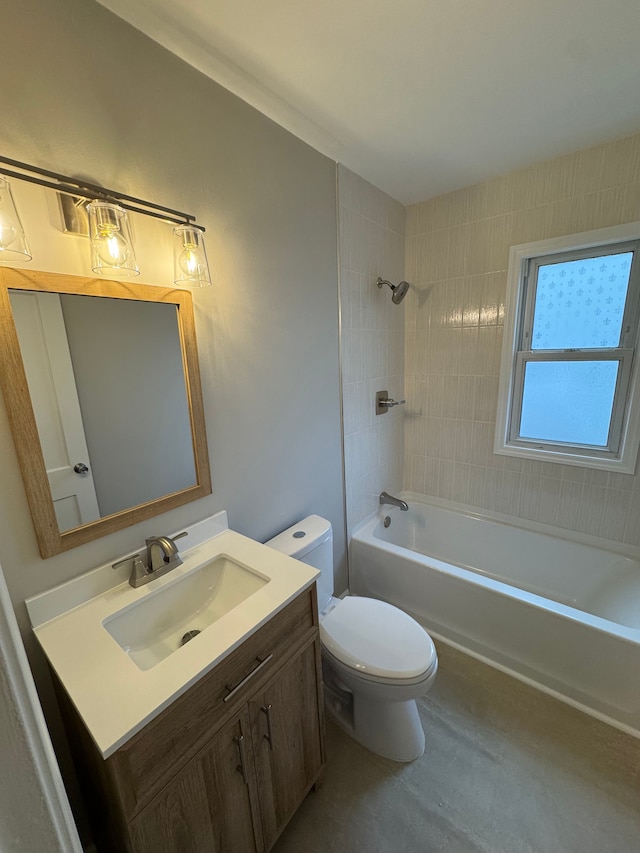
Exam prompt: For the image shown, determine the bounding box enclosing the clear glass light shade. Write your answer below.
[173,225,211,287]
[87,201,139,277]
[0,177,31,263]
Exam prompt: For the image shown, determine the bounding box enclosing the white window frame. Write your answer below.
[495,222,640,473]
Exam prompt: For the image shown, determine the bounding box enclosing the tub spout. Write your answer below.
[380,491,409,511]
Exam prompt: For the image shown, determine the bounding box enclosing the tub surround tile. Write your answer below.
[404,132,640,546]
[557,480,584,531]
[576,485,609,538]
[623,489,640,546]
[341,133,640,543]
[600,489,632,543]
[339,166,405,532]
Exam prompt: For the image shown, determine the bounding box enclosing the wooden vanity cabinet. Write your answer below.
[249,640,324,850]
[128,709,262,853]
[56,586,325,853]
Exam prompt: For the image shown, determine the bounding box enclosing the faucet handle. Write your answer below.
[112,552,142,571]
[171,531,188,543]
[112,553,151,588]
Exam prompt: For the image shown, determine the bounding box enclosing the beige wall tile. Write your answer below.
[403,132,640,545]
[462,275,482,327]
[600,488,631,542]
[339,167,406,537]
[346,138,640,548]
[622,489,640,546]
[485,174,514,218]
[576,484,608,537]
[465,465,485,507]
[573,144,605,197]
[621,182,640,222]
[405,204,418,237]
[600,136,636,189]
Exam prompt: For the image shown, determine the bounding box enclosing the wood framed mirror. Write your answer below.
[0,268,211,558]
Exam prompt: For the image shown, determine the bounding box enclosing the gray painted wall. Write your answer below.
[0,0,344,613]
[0,0,345,835]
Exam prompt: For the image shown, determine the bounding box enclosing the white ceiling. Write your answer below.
[98,0,640,204]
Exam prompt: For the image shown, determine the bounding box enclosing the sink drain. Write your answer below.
[181,629,201,646]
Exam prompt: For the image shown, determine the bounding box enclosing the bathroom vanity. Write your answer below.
[26,512,326,853]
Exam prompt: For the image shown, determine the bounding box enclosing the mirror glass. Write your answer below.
[0,269,211,557]
[10,291,197,532]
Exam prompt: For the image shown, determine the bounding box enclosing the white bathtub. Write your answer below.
[349,493,640,737]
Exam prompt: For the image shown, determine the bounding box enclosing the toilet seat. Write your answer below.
[320,596,436,680]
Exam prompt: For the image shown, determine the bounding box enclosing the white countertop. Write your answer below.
[26,512,318,758]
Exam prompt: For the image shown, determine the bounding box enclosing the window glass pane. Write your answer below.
[519,360,619,446]
[531,252,633,350]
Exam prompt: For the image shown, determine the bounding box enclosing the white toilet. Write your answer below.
[266,515,438,762]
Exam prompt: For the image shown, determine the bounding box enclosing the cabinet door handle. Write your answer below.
[233,734,249,784]
[223,654,273,703]
[261,703,274,750]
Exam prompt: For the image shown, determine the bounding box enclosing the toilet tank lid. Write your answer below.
[265,514,332,559]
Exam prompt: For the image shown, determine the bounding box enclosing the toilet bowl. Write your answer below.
[266,515,438,762]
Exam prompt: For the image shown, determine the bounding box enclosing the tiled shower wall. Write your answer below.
[404,133,640,546]
[338,165,406,534]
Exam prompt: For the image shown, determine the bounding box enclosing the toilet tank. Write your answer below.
[265,515,334,606]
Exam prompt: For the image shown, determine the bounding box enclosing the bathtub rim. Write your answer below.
[350,492,640,642]
[353,491,640,563]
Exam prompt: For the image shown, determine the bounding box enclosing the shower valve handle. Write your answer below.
[376,390,406,415]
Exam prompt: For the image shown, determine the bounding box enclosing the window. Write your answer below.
[495,224,640,472]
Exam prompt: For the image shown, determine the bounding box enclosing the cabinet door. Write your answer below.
[249,639,325,851]
[129,710,263,853]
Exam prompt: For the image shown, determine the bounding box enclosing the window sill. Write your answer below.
[493,441,637,474]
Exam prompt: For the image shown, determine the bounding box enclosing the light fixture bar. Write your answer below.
[0,154,203,230]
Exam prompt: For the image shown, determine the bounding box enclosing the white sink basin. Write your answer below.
[103,556,269,670]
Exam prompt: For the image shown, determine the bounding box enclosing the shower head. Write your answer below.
[391,280,410,304]
[377,277,410,305]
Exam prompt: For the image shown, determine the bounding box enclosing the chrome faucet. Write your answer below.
[113,531,188,588]
[379,491,409,511]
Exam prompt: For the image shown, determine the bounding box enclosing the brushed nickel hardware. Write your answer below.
[376,276,410,305]
[234,734,249,784]
[73,462,89,474]
[111,530,188,588]
[145,531,188,572]
[0,153,201,228]
[376,390,406,415]
[181,629,201,646]
[261,703,274,750]
[0,155,212,285]
[380,491,409,511]
[223,654,274,703]
[112,554,147,587]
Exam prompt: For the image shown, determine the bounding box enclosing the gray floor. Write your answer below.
[273,642,640,853]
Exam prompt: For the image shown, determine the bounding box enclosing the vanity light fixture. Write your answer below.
[87,200,139,277]
[0,176,31,263]
[0,154,211,285]
[173,224,211,287]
